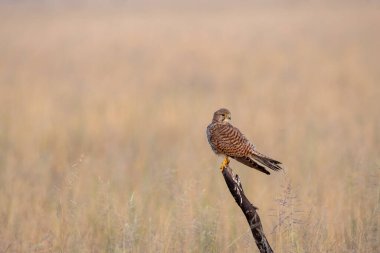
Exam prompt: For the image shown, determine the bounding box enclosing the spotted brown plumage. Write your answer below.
[207,108,283,174]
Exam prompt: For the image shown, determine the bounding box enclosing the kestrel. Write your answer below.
[207,108,283,174]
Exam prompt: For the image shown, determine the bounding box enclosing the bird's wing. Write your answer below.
[209,122,283,173]
[209,123,254,157]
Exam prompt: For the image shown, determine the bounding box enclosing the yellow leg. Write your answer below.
[220,156,230,171]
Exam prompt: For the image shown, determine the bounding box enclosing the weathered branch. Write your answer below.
[222,165,273,253]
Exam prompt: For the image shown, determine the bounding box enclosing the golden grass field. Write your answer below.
[0,2,379,252]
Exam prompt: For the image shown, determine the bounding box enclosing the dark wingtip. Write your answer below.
[267,157,282,165]
[232,156,271,175]
[252,154,283,171]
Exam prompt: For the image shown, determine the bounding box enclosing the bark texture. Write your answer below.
[222,165,273,253]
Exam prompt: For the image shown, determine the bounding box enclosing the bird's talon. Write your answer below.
[220,157,230,171]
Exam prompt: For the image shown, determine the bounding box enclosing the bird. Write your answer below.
[206,108,283,174]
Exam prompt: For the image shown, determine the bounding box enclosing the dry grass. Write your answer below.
[0,2,379,252]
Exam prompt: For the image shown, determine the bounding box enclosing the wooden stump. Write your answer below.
[222,165,273,253]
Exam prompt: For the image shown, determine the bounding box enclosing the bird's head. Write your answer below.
[212,108,231,123]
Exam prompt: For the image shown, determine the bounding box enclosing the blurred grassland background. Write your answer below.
[0,1,379,252]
